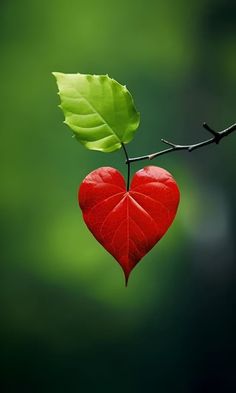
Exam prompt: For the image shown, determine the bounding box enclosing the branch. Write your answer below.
[127,122,236,164]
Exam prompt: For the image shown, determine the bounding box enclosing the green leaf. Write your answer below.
[53,72,140,152]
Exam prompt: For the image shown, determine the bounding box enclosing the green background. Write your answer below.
[1,0,236,391]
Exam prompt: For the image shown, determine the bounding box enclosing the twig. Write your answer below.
[127,122,236,164]
[121,143,131,191]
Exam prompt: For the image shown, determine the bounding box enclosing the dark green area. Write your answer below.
[1,0,236,391]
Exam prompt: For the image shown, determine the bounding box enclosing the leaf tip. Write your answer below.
[52,72,66,84]
[123,270,130,287]
[52,71,59,79]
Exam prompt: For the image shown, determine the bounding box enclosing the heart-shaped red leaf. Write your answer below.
[79,166,180,284]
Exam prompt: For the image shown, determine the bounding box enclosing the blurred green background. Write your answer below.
[1,0,236,391]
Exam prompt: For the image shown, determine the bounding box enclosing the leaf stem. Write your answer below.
[121,143,130,191]
[126,122,236,164]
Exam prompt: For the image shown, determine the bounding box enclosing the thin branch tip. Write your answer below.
[161,139,175,148]
[202,122,219,138]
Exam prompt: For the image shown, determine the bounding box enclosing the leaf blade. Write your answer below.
[53,72,140,152]
[78,166,180,284]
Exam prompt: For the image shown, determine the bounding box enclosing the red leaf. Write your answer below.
[78,166,180,284]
